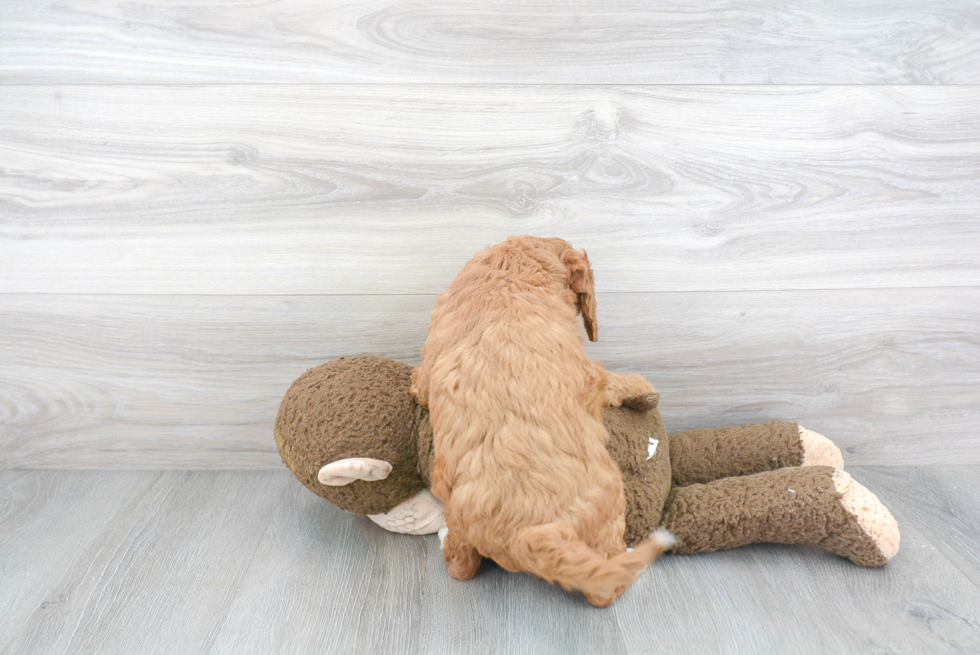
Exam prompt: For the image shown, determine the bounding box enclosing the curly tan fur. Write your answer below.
[411,236,666,606]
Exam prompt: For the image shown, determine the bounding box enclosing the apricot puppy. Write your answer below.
[412,236,670,606]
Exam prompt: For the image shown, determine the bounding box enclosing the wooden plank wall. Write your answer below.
[2,1,978,467]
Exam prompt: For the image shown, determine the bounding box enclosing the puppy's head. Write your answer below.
[507,236,599,342]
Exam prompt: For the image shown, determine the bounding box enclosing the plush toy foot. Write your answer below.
[367,489,446,535]
[798,425,844,469]
[822,469,900,567]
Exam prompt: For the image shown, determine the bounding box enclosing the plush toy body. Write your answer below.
[276,357,899,569]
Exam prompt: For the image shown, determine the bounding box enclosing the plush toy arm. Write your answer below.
[668,421,843,487]
[660,466,899,567]
[367,489,446,535]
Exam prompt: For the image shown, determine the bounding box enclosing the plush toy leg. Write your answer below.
[669,421,843,487]
[661,466,899,567]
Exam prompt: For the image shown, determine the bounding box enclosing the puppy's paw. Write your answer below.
[442,527,482,581]
[605,373,657,409]
[445,543,482,581]
[623,392,660,412]
[448,552,481,581]
[585,591,619,608]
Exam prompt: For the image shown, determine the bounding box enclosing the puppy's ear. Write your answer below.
[561,248,598,342]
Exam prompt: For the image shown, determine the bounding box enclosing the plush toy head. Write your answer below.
[274,357,428,515]
[275,356,673,544]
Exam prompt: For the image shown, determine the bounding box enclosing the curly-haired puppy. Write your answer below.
[411,236,672,606]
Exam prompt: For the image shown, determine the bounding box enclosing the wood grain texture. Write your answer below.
[1,471,284,655]
[856,466,980,592]
[0,471,147,644]
[3,469,980,654]
[2,85,979,294]
[617,466,980,653]
[2,289,977,469]
[210,474,432,654]
[2,1,980,84]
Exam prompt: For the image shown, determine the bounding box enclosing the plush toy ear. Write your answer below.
[318,457,393,486]
[561,248,598,342]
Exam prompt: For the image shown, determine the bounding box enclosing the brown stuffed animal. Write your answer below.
[276,357,899,568]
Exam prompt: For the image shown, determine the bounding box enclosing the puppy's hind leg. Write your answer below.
[431,456,480,578]
[586,515,630,607]
[439,519,482,581]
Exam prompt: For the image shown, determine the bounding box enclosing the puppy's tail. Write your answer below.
[512,524,675,605]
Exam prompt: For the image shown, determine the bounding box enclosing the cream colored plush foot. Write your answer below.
[367,489,446,535]
[832,469,901,565]
[799,425,845,469]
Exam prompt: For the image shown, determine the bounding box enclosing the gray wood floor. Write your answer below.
[2,467,980,654]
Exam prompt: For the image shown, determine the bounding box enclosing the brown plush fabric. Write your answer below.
[274,357,426,515]
[602,404,672,547]
[668,421,802,487]
[274,355,672,531]
[417,410,434,489]
[662,466,889,567]
[275,356,897,568]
